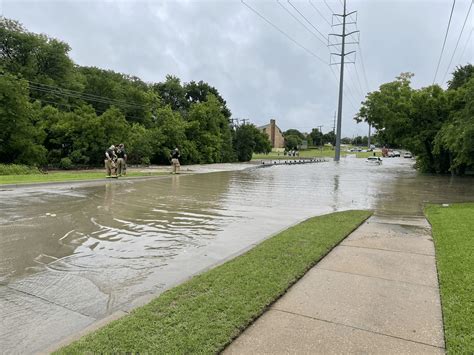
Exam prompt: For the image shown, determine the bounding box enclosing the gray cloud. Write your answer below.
[2,0,473,137]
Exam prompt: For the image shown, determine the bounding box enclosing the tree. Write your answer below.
[448,64,474,90]
[323,131,336,145]
[153,75,188,112]
[283,129,305,140]
[184,80,231,119]
[233,124,271,161]
[434,78,474,174]
[284,135,301,150]
[185,95,233,163]
[0,17,75,87]
[0,73,46,165]
[308,128,323,146]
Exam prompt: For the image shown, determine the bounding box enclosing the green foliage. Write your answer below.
[283,128,305,140]
[56,210,371,354]
[0,163,40,175]
[308,128,323,146]
[425,203,474,353]
[233,124,271,162]
[448,64,474,90]
[0,73,46,165]
[434,78,474,174]
[185,95,233,164]
[356,67,474,174]
[284,135,301,150]
[58,157,72,169]
[322,131,336,145]
[0,18,246,168]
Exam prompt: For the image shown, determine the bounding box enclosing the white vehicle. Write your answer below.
[404,152,413,158]
[393,151,401,157]
[366,156,382,165]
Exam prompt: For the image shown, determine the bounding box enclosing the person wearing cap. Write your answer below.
[170,147,181,174]
[116,143,127,176]
[105,145,117,177]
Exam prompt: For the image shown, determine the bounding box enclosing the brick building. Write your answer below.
[258,119,285,149]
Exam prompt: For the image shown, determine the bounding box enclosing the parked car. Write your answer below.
[392,151,401,157]
[404,152,413,158]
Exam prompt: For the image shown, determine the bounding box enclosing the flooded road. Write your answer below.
[1,158,474,352]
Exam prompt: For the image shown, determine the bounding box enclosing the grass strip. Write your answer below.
[57,210,371,354]
[0,171,166,185]
[425,203,474,354]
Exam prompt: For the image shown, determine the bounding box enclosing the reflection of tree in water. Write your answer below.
[373,172,474,216]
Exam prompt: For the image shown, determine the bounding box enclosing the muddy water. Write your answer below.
[1,158,474,352]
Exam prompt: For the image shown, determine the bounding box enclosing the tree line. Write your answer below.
[0,17,271,168]
[356,66,474,175]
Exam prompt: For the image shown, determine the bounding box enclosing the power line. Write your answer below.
[357,42,370,92]
[28,84,148,111]
[353,64,365,97]
[287,0,328,43]
[441,0,474,84]
[241,0,328,64]
[458,26,473,63]
[27,81,148,110]
[276,0,327,47]
[308,0,332,27]
[323,0,335,15]
[433,0,457,84]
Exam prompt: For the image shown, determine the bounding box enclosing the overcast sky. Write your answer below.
[1,0,473,136]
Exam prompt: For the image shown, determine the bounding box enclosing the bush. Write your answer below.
[0,164,41,175]
[59,157,73,170]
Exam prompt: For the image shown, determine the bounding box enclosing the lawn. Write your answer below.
[425,203,474,354]
[56,210,371,354]
[0,170,167,185]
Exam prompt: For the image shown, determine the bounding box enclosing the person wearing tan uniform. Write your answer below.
[105,145,117,177]
[170,147,180,174]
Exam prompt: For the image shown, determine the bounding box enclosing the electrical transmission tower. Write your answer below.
[329,0,359,161]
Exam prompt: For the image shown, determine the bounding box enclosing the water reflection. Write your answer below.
[1,158,474,318]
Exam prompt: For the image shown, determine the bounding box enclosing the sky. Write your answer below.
[1,0,473,137]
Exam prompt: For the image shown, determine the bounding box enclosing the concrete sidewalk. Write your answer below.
[225,215,445,354]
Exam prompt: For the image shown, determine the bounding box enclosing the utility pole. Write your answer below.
[240,118,249,125]
[367,123,371,148]
[333,111,336,146]
[317,125,323,149]
[329,0,359,161]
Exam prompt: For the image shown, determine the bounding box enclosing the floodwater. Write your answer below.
[1,157,474,352]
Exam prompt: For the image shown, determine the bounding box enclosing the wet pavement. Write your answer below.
[225,215,445,354]
[1,157,474,352]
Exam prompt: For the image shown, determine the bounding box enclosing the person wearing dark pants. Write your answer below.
[116,144,127,176]
[170,147,180,174]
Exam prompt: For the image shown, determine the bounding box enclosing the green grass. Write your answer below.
[0,170,166,185]
[56,210,371,354]
[425,203,474,354]
[0,163,41,175]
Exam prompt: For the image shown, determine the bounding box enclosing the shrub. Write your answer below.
[0,164,41,175]
[59,157,73,170]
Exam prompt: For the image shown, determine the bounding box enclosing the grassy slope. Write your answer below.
[425,203,474,354]
[0,171,166,185]
[57,210,371,354]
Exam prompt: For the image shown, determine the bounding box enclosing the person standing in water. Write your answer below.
[170,147,181,174]
[116,144,127,176]
[105,145,117,177]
